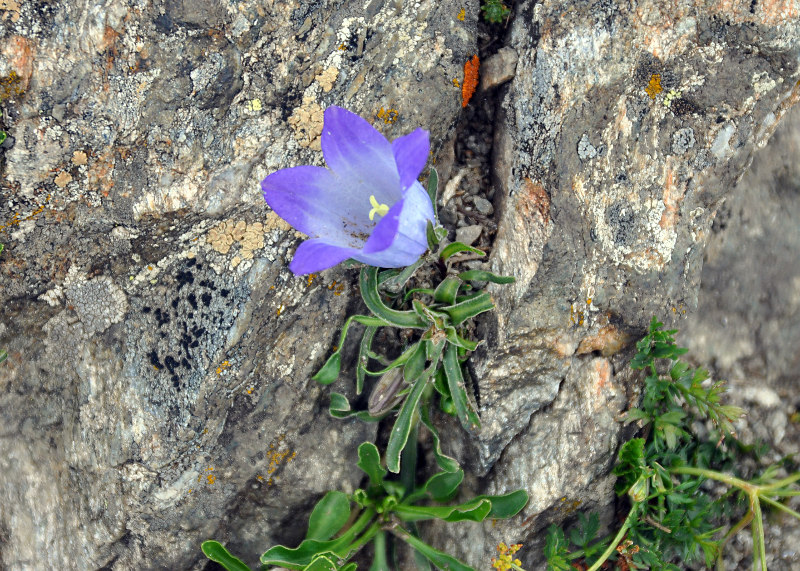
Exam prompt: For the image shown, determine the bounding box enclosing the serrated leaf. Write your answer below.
[306,491,351,541]
[201,541,252,571]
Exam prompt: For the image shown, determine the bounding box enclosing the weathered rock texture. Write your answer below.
[0,0,798,569]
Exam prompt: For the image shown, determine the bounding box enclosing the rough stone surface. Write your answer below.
[0,0,476,568]
[429,0,800,567]
[1,0,799,570]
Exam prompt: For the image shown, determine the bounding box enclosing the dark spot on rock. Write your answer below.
[142,306,151,313]
[606,202,637,247]
[149,350,162,370]
[176,270,194,289]
[220,289,230,297]
[171,298,179,309]
[201,292,212,306]
[164,355,179,373]
[187,293,198,310]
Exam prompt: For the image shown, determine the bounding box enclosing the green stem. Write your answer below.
[670,466,753,491]
[760,494,800,520]
[586,506,639,571]
[338,508,377,546]
[344,520,382,559]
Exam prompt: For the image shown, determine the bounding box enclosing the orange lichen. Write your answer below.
[461,55,479,108]
[645,73,663,99]
[377,106,398,124]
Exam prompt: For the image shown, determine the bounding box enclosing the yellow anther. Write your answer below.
[369,195,390,221]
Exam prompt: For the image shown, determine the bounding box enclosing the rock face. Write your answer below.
[0,1,798,570]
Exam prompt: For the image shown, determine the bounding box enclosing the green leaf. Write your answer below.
[420,403,460,473]
[544,526,572,571]
[306,491,351,541]
[313,352,342,385]
[392,527,474,571]
[443,343,481,433]
[361,267,427,329]
[433,276,462,305]
[313,314,385,384]
[386,373,430,473]
[444,327,480,351]
[357,442,387,487]
[476,489,528,518]
[201,541,252,571]
[0,131,6,146]
[426,219,439,250]
[304,553,338,571]
[403,341,427,384]
[329,392,383,422]
[356,326,378,394]
[369,531,389,571]
[394,498,492,522]
[440,242,486,261]
[427,167,439,220]
[418,469,464,503]
[441,292,494,326]
[458,270,515,284]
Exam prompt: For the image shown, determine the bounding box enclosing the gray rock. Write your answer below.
[455,224,483,246]
[472,196,494,215]
[479,46,518,91]
[0,0,799,569]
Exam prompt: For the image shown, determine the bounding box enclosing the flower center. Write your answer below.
[368,195,390,221]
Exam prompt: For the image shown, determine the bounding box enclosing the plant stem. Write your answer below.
[586,506,638,571]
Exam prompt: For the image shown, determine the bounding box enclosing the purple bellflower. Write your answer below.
[261,106,435,275]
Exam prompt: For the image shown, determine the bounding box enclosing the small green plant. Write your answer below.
[482,0,511,24]
[545,317,800,571]
[203,443,527,570]
[204,119,527,570]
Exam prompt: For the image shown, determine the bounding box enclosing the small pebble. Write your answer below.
[473,197,494,215]
[455,224,482,246]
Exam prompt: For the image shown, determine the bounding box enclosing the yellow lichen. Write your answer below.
[645,73,663,99]
[457,8,466,21]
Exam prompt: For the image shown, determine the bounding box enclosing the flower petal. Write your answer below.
[262,165,372,248]
[363,198,403,254]
[391,128,429,192]
[321,107,401,206]
[289,238,354,275]
[353,181,434,268]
